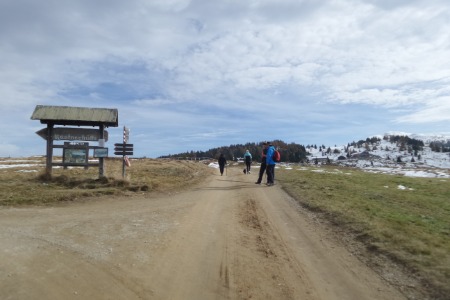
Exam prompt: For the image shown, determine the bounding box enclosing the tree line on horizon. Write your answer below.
[159,140,308,163]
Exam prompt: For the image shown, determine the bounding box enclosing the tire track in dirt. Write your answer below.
[235,190,318,300]
[232,170,406,300]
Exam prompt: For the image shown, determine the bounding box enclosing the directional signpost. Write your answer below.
[115,126,133,178]
[36,127,108,142]
[114,143,134,156]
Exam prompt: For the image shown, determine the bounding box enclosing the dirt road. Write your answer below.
[0,168,406,300]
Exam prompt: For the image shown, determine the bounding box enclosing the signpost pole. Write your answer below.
[114,126,132,179]
[122,155,126,178]
[122,126,128,178]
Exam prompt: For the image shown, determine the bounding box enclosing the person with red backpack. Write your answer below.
[265,142,276,186]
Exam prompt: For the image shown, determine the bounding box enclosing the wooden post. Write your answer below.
[46,123,54,176]
[122,155,126,178]
[122,126,127,179]
[99,124,105,178]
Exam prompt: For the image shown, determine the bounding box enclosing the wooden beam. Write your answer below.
[99,124,105,178]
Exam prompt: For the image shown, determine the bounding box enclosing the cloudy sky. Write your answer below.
[1,0,449,158]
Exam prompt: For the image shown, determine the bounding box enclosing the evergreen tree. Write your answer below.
[160,140,307,163]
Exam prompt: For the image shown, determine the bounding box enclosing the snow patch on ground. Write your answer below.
[208,162,219,169]
[398,185,414,191]
[0,164,43,169]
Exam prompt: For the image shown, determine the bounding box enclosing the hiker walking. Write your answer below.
[266,142,276,186]
[218,153,227,176]
[244,150,252,174]
[255,142,268,184]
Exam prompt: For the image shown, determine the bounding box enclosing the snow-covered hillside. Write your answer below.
[306,133,450,178]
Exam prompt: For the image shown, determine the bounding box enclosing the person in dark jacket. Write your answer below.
[255,142,268,184]
[266,143,276,186]
[218,153,227,176]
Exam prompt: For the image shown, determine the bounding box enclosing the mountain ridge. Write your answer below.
[305,132,450,178]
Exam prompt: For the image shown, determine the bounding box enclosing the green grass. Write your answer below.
[277,165,450,299]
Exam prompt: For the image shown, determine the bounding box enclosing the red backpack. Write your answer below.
[273,150,281,162]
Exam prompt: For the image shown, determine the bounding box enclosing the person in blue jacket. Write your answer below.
[265,142,276,186]
[243,150,252,174]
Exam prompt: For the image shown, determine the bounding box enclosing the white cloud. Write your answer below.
[1,0,450,157]
[396,97,450,123]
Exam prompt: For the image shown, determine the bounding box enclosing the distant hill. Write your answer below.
[307,133,450,171]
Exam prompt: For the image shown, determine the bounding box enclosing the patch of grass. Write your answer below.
[277,165,450,299]
[0,157,212,206]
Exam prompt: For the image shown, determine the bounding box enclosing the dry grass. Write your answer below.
[0,157,213,206]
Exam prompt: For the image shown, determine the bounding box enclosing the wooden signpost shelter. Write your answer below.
[31,105,119,177]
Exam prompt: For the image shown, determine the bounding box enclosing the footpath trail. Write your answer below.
[0,168,406,300]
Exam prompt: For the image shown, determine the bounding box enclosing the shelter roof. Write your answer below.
[30,105,119,127]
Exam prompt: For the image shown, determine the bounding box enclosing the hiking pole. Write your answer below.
[226,165,227,176]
